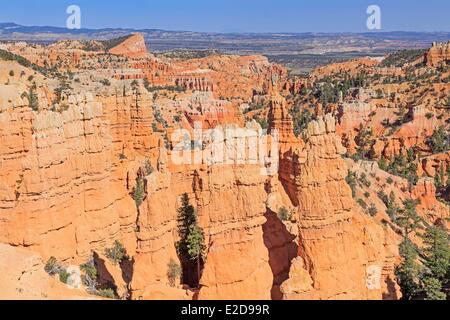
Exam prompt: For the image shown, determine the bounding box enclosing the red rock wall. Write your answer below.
[0,92,138,261]
[278,115,399,300]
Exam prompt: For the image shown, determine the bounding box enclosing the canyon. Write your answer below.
[0,34,448,300]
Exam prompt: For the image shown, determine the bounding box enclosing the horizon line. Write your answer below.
[1,22,450,36]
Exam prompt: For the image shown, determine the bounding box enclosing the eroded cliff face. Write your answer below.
[277,113,400,300]
[0,90,137,260]
[0,76,402,299]
[5,34,439,300]
[0,75,282,299]
[425,41,450,67]
[131,148,278,299]
[0,243,94,300]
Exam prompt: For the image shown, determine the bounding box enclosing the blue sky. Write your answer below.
[0,0,449,33]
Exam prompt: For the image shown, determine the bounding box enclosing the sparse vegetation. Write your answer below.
[383,149,419,186]
[143,158,154,176]
[354,124,375,160]
[255,117,268,130]
[377,191,400,221]
[97,288,117,299]
[290,106,314,137]
[381,49,427,67]
[105,240,128,265]
[428,126,449,154]
[357,198,368,210]
[396,199,422,235]
[0,49,46,74]
[80,257,117,298]
[25,86,39,111]
[44,257,71,285]
[100,78,111,86]
[102,35,134,51]
[80,258,98,293]
[133,176,145,207]
[396,222,449,300]
[58,269,70,284]
[167,258,182,287]
[368,204,378,217]
[44,257,63,276]
[146,85,186,93]
[346,170,358,198]
[278,207,291,221]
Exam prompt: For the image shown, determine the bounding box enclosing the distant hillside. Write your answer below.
[1,22,450,73]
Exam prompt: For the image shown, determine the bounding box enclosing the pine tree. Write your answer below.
[429,126,449,154]
[186,225,206,279]
[395,237,421,300]
[176,193,206,286]
[176,193,197,259]
[396,199,422,235]
[434,165,444,190]
[378,156,388,171]
[355,124,375,160]
[421,277,446,300]
[386,191,399,221]
[28,86,39,111]
[422,224,450,282]
[133,177,145,207]
[447,165,450,187]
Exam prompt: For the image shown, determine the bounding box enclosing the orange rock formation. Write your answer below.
[109,34,149,59]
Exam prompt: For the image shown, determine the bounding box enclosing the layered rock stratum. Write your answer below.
[0,34,448,300]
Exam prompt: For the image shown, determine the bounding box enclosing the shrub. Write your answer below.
[144,158,154,176]
[9,70,14,77]
[24,87,39,111]
[378,156,388,171]
[357,198,368,210]
[358,173,371,187]
[105,241,127,265]
[422,277,446,300]
[291,107,314,138]
[167,258,182,287]
[59,269,70,284]
[97,288,116,299]
[368,204,378,217]
[428,126,449,154]
[80,260,97,283]
[387,177,394,185]
[44,257,63,276]
[278,207,291,221]
[355,124,375,160]
[255,117,268,130]
[100,79,111,86]
[385,150,419,186]
[346,171,358,198]
[44,257,72,284]
[119,153,127,160]
[133,177,145,207]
